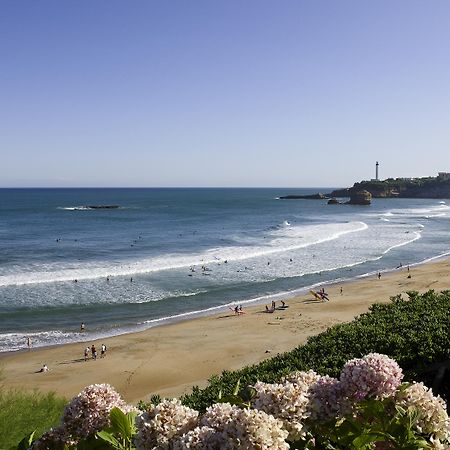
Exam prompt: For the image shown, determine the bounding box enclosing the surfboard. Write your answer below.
[310,290,323,301]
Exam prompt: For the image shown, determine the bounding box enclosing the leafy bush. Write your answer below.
[180,290,450,412]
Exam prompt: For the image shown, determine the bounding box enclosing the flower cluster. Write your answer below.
[340,353,403,400]
[30,426,76,450]
[251,381,309,439]
[62,383,135,438]
[306,375,346,421]
[134,398,199,450]
[189,402,289,450]
[396,382,450,441]
[282,369,321,387]
[31,383,134,448]
[27,354,450,449]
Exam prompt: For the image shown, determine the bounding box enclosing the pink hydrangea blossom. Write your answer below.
[340,353,403,400]
[61,383,135,439]
[30,426,76,450]
[307,375,348,421]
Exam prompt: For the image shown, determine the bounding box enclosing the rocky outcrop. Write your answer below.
[327,198,340,205]
[347,190,372,205]
[279,193,329,200]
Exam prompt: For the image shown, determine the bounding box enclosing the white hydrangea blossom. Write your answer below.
[200,402,236,430]
[396,382,450,442]
[200,402,289,450]
[282,369,321,388]
[134,398,199,450]
[61,383,135,439]
[251,381,309,440]
[172,426,226,450]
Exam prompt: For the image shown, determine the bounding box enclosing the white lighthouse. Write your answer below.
[376,161,379,181]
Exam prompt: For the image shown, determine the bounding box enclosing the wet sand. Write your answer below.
[1,258,449,404]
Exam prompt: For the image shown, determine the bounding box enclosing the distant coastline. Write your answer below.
[280,173,450,200]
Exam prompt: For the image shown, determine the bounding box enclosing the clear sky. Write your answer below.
[1,1,449,188]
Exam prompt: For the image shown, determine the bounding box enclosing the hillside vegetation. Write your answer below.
[180,290,450,412]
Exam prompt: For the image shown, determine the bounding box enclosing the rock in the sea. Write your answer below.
[327,198,340,205]
[347,190,372,205]
[279,193,329,200]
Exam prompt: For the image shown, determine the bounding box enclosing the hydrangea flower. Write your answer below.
[340,353,403,400]
[306,375,347,421]
[396,382,450,442]
[200,402,289,449]
[134,398,199,450]
[172,426,224,449]
[282,369,321,388]
[61,384,134,440]
[30,426,76,450]
[251,381,309,439]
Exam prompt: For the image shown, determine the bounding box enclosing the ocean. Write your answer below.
[1,188,449,353]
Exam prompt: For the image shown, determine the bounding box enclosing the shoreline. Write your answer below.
[1,256,449,404]
[3,251,449,356]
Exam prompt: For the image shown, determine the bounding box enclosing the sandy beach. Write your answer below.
[1,258,449,404]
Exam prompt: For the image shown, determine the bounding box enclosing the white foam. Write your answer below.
[0,221,368,287]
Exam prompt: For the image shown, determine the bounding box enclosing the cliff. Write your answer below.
[329,176,450,199]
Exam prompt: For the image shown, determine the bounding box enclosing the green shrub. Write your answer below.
[0,387,66,449]
[181,290,450,411]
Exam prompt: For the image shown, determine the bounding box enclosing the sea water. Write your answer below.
[0,188,449,352]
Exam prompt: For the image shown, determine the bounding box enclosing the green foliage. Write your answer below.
[96,407,138,450]
[302,394,434,449]
[0,387,66,449]
[181,290,450,411]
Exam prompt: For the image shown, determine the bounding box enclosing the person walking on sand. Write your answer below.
[101,343,107,358]
[84,347,90,361]
[378,272,381,280]
[91,344,97,360]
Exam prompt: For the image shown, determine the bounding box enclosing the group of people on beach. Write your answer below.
[84,343,107,361]
[265,300,287,313]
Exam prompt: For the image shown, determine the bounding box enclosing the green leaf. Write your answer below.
[97,430,122,447]
[352,433,381,448]
[110,407,132,437]
[232,379,241,396]
[13,430,36,450]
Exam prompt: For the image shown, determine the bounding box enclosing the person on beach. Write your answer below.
[39,364,49,373]
[26,336,31,350]
[91,344,97,360]
[378,272,381,280]
[340,287,343,295]
[84,347,90,361]
[80,322,85,332]
[101,344,107,357]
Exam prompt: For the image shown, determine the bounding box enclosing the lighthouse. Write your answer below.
[376,161,379,181]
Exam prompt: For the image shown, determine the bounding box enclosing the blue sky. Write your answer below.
[1,1,449,187]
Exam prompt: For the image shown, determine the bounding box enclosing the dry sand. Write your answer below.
[1,258,449,404]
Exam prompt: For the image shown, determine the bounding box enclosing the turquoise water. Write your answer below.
[0,188,449,352]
